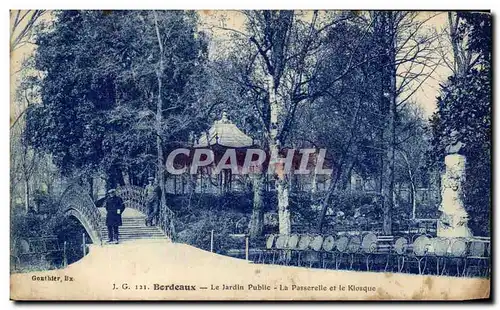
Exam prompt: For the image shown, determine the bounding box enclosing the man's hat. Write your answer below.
[107,188,116,194]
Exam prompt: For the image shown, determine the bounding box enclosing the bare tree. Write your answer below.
[441,12,482,77]
[370,11,441,234]
[215,11,369,236]
[11,117,38,212]
[10,10,45,52]
[311,12,441,233]
[10,10,47,212]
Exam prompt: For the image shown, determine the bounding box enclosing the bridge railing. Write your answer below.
[117,185,176,241]
[158,201,176,241]
[116,185,148,215]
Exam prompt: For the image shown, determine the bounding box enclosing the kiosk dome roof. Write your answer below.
[194,112,253,148]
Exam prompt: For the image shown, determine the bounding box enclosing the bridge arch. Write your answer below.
[59,184,103,244]
[65,207,101,244]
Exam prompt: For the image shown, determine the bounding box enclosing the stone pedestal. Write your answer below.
[437,153,472,238]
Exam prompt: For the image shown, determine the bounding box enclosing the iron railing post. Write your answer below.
[210,230,214,252]
[63,241,68,267]
[246,235,249,261]
[82,233,86,256]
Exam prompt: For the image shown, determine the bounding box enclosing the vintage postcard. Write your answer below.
[10,10,491,301]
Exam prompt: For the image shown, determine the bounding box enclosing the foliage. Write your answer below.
[11,191,91,269]
[456,12,491,61]
[430,12,491,236]
[430,68,491,236]
[11,210,54,239]
[328,190,383,219]
[11,191,61,240]
[176,210,244,254]
[25,10,210,186]
[167,192,268,215]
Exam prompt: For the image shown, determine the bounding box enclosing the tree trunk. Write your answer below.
[400,151,417,219]
[106,165,124,190]
[448,12,464,76]
[153,11,167,213]
[88,176,94,200]
[410,181,417,219]
[173,175,177,194]
[344,161,355,191]
[270,139,291,235]
[127,170,133,186]
[116,167,126,187]
[317,166,342,232]
[311,171,317,193]
[189,173,196,194]
[276,177,291,235]
[267,75,291,235]
[24,175,30,213]
[248,173,265,238]
[181,175,185,194]
[20,140,31,213]
[382,12,397,235]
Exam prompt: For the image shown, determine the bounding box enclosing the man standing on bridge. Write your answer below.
[105,189,125,244]
[144,177,161,226]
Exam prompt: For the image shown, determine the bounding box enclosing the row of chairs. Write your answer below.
[248,233,490,277]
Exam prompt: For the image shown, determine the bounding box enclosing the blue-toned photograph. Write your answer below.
[9,10,491,300]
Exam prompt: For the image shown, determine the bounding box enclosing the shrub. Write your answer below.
[11,192,90,271]
[176,210,246,254]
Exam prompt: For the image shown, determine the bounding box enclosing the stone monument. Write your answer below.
[437,140,472,238]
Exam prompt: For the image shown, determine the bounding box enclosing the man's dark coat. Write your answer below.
[105,196,125,226]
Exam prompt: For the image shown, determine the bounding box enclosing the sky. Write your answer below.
[196,10,453,118]
[410,12,453,117]
[10,10,453,124]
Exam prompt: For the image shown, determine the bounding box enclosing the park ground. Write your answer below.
[10,239,489,301]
